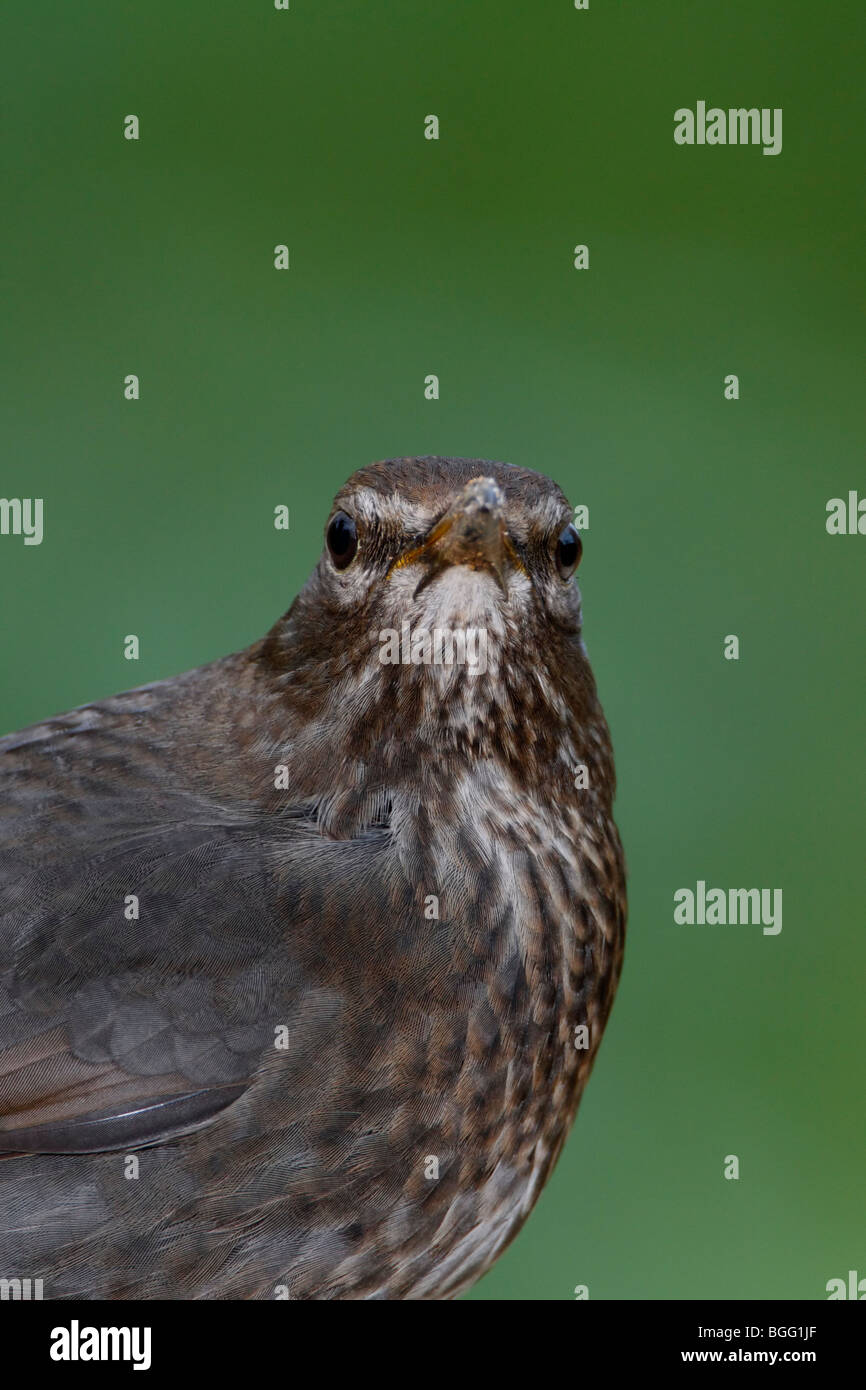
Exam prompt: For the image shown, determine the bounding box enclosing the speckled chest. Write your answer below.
[348,771,625,1298]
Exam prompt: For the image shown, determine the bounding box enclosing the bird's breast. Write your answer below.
[364,764,625,1294]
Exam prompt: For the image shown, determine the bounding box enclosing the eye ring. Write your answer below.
[326,511,358,570]
[555,522,582,580]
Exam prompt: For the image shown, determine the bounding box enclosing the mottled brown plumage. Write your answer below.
[0,455,625,1298]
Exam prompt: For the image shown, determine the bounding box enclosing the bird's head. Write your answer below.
[260,456,609,795]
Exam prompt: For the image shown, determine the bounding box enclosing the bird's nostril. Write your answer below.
[462,477,503,514]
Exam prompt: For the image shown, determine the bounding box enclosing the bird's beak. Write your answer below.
[393,477,521,598]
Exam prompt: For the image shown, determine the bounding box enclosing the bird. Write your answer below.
[0,455,626,1300]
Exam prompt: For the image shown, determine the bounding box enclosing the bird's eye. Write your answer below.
[326,511,358,569]
[555,523,582,579]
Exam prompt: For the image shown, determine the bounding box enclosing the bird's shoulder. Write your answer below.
[0,667,403,1154]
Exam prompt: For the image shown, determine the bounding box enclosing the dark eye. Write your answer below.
[326,511,358,569]
[555,523,582,579]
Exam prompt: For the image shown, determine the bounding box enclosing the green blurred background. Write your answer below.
[2,2,863,1299]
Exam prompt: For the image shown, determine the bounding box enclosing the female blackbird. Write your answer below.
[0,456,626,1299]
